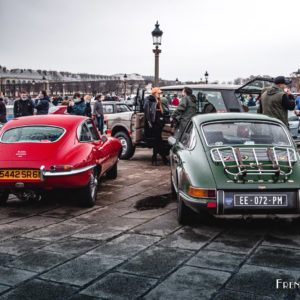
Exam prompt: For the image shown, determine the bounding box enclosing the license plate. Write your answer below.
[0,169,40,180]
[234,194,288,207]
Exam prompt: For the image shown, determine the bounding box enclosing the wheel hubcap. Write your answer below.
[118,137,128,155]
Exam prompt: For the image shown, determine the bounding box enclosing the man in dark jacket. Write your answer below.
[170,87,198,138]
[67,92,86,116]
[0,92,7,123]
[261,76,295,128]
[93,95,104,134]
[13,91,34,118]
[35,91,50,115]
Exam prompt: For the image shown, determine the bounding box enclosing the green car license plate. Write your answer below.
[234,194,288,207]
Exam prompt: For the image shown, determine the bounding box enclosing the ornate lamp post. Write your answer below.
[124,73,127,100]
[204,71,209,84]
[151,21,163,87]
[176,78,179,85]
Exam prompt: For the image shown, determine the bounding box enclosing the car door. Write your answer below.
[171,122,194,190]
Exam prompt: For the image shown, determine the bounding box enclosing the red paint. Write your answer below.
[207,202,217,208]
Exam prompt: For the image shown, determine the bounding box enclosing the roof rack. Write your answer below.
[211,146,297,180]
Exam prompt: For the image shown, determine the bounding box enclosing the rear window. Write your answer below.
[1,126,65,143]
[202,121,290,146]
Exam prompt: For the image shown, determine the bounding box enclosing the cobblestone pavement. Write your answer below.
[0,148,299,299]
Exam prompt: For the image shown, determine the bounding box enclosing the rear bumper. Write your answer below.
[180,189,300,216]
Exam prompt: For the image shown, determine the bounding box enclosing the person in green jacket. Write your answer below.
[67,92,87,116]
[170,87,198,139]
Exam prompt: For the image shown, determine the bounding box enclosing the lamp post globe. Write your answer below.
[204,71,209,84]
[152,21,163,87]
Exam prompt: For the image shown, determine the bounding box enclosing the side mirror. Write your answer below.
[168,136,177,146]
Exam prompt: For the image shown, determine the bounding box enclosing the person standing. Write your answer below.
[144,88,169,166]
[13,91,34,118]
[171,94,179,106]
[93,95,104,134]
[261,76,295,127]
[170,87,198,139]
[35,91,50,115]
[84,95,92,118]
[0,92,7,123]
[67,92,86,116]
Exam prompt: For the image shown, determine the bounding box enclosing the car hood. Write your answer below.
[0,142,66,161]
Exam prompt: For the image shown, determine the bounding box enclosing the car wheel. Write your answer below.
[0,189,9,205]
[127,146,136,159]
[80,169,98,207]
[106,162,118,179]
[177,191,192,225]
[114,131,133,160]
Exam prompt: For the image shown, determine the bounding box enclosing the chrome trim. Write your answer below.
[40,165,45,181]
[0,125,67,144]
[171,174,178,193]
[43,164,96,177]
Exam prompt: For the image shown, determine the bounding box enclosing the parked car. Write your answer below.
[0,115,122,207]
[169,112,300,224]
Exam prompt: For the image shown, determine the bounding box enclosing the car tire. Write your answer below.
[106,162,118,179]
[127,146,136,159]
[177,191,193,225]
[79,169,98,207]
[0,189,9,205]
[114,131,133,160]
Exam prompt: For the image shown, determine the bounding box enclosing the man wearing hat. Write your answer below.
[261,76,295,127]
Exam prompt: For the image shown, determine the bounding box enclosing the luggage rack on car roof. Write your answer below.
[211,146,297,180]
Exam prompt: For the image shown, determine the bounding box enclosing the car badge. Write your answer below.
[258,186,266,190]
[242,155,249,160]
[16,150,27,157]
[224,156,231,161]
[279,155,286,161]
[225,197,233,206]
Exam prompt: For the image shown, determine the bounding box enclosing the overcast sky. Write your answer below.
[0,0,299,82]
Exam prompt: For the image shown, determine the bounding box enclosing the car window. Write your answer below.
[103,104,114,114]
[86,119,99,140]
[195,90,226,113]
[180,122,193,148]
[1,126,65,143]
[116,104,130,113]
[202,121,290,146]
[79,123,92,142]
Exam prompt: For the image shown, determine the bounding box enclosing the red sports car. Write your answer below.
[0,115,122,207]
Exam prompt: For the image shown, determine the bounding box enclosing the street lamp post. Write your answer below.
[176,78,179,85]
[124,74,127,100]
[152,21,163,87]
[204,71,209,84]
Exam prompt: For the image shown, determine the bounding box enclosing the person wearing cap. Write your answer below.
[144,87,169,166]
[170,87,198,138]
[261,76,295,127]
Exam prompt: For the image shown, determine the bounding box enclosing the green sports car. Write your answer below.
[168,113,300,224]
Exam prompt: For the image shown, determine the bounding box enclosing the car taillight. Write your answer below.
[188,187,216,198]
[50,165,73,172]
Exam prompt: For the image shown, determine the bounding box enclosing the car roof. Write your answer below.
[2,115,87,131]
[160,83,241,91]
[193,112,283,125]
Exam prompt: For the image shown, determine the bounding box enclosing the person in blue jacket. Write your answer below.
[67,92,86,116]
[35,91,50,115]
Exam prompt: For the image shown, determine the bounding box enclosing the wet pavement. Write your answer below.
[0,148,299,299]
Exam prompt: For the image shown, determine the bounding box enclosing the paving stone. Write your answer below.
[0,238,49,256]
[81,272,156,299]
[158,226,221,250]
[0,278,78,300]
[205,230,262,254]
[213,289,273,300]
[21,221,90,241]
[130,210,181,237]
[226,264,300,299]
[187,250,245,272]
[0,253,16,265]
[248,246,300,271]
[145,266,231,299]
[40,206,97,219]
[88,234,160,260]
[118,246,193,278]
[263,230,300,249]
[123,208,173,219]
[0,266,36,286]
[7,249,72,272]
[68,295,100,300]
[42,237,100,255]
[40,254,122,286]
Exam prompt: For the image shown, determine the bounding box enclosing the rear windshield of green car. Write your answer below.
[1,126,65,143]
[202,121,290,146]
